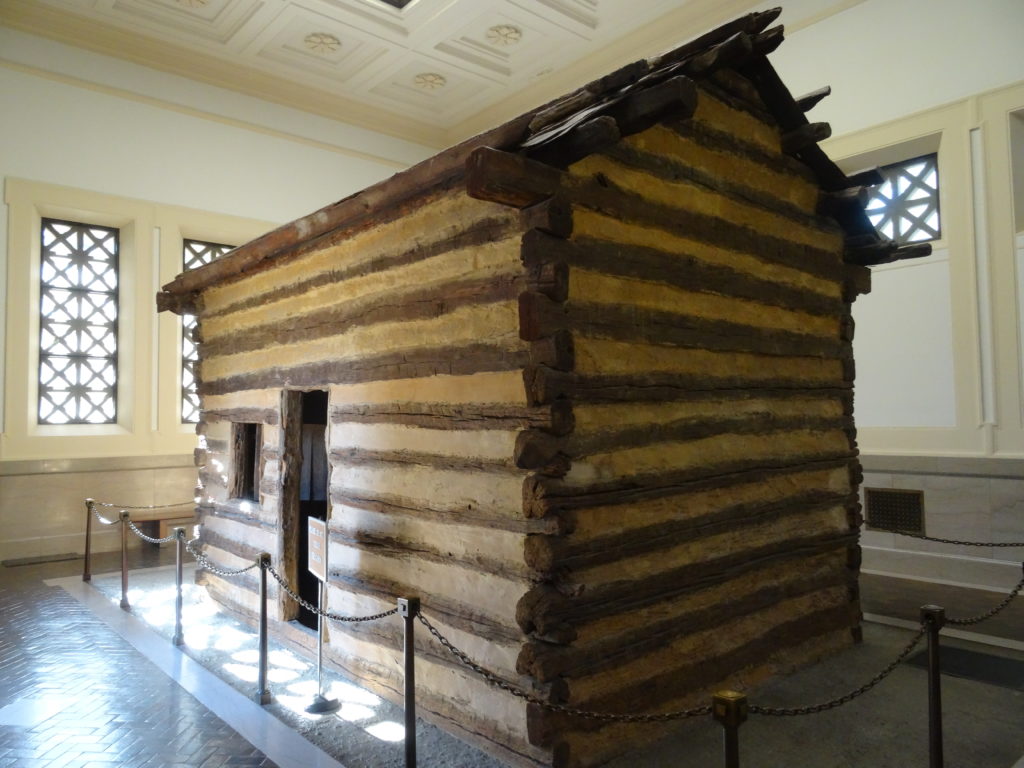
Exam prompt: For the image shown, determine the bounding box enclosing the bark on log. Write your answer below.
[465,147,564,208]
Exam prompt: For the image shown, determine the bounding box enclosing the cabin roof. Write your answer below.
[158,7,925,312]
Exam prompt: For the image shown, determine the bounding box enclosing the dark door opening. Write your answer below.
[296,390,329,630]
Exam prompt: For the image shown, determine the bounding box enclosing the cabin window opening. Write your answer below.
[232,422,261,502]
[38,218,120,425]
[865,153,941,244]
[181,238,233,423]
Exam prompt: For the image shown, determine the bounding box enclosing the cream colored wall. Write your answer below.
[0,34,433,560]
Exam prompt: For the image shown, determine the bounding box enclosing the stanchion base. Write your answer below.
[305,695,341,714]
[255,691,272,706]
[119,599,131,611]
[172,634,184,646]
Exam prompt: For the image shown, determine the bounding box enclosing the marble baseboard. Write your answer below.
[862,545,1022,591]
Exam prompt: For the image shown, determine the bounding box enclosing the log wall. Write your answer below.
[513,82,865,766]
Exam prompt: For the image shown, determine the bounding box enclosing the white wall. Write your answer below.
[770,0,1024,138]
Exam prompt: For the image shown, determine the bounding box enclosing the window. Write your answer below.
[181,238,234,423]
[37,218,119,424]
[865,153,941,244]
[232,422,261,502]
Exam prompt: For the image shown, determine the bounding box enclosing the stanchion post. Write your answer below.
[83,498,94,582]
[119,510,130,610]
[306,579,340,714]
[921,605,946,768]
[712,690,748,768]
[256,553,272,705]
[173,527,185,646]
[398,597,421,768]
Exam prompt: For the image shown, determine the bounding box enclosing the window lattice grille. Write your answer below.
[181,239,234,423]
[38,218,119,425]
[865,154,941,244]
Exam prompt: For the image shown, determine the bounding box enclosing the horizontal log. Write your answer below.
[647,7,781,71]
[516,530,856,635]
[330,488,565,535]
[519,290,568,341]
[795,85,831,113]
[845,241,932,266]
[781,122,832,155]
[201,274,523,358]
[567,173,844,284]
[606,76,699,137]
[567,412,851,459]
[330,401,575,436]
[528,261,570,303]
[523,454,855,517]
[752,24,785,55]
[519,562,848,680]
[845,166,885,187]
[602,139,839,233]
[568,303,843,359]
[199,341,530,396]
[156,290,197,315]
[526,487,848,574]
[522,232,841,318]
[200,407,279,425]
[842,264,872,301]
[527,115,621,169]
[818,186,869,216]
[530,331,575,372]
[202,216,519,320]
[528,89,599,134]
[522,365,576,406]
[328,447,515,474]
[465,147,564,208]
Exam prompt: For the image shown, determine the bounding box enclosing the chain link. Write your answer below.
[126,519,180,545]
[891,530,1024,548]
[417,613,711,722]
[95,500,194,511]
[264,564,398,623]
[749,624,927,716]
[90,505,122,527]
[186,537,260,577]
[947,569,1024,626]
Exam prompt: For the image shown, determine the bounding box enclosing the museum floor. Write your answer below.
[1,547,1021,768]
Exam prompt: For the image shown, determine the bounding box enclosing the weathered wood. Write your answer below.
[530,331,575,372]
[522,365,576,406]
[519,291,568,342]
[781,122,832,154]
[795,85,831,113]
[682,32,753,76]
[845,241,932,266]
[156,290,197,315]
[528,90,600,134]
[819,186,869,216]
[607,76,699,136]
[200,407,280,425]
[527,115,621,169]
[647,7,781,70]
[465,147,564,208]
[514,430,567,470]
[520,196,574,239]
[845,166,885,187]
[752,24,785,55]
[330,401,574,436]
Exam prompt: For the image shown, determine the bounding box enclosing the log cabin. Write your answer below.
[156,8,929,767]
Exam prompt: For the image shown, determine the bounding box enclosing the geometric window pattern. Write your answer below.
[865,153,941,244]
[181,239,234,423]
[38,218,119,424]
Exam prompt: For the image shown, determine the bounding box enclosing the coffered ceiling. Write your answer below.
[0,0,855,147]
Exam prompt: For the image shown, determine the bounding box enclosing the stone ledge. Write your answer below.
[0,454,194,477]
[860,454,1024,480]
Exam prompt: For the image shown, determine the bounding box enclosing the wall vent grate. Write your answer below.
[864,488,925,533]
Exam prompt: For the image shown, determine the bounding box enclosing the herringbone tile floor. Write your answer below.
[0,550,277,768]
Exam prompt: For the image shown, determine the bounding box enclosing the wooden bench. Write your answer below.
[83,500,196,581]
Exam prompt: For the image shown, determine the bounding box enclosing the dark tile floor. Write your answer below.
[0,548,276,768]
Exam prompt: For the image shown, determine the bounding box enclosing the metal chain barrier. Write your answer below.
[946,566,1024,627]
[749,623,927,716]
[91,505,122,526]
[264,563,399,623]
[95,499,194,510]
[417,613,712,722]
[126,519,180,545]
[892,530,1024,548]
[186,536,261,577]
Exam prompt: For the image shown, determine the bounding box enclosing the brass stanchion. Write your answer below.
[172,528,186,646]
[83,498,94,582]
[119,510,130,610]
[712,690,748,768]
[921,605,946,768]
[399,597,421,768]
[256,553,272,705]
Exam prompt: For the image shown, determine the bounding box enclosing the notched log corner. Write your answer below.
[156,289,197,315]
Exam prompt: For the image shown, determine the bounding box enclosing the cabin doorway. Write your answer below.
[283,389,329,630]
